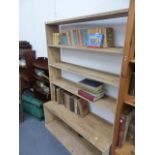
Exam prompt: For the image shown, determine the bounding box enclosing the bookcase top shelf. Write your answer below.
[46,9,128,25]
[51,78,116,118]
[50,61,120,87]
[44,101,113,152]
[48,44,123,54]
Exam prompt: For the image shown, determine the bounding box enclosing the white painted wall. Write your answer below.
[19,0,130,123]
[19,0,56,57]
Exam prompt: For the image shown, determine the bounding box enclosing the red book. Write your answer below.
[78,89,94,102]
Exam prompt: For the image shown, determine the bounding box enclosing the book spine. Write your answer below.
[71,30,75,47]
[66,31,70,46]
[74,97,78,114]
[117,115,127,147]
[77,29,82,47]
[78,90,94,102]
[69,96,75,112]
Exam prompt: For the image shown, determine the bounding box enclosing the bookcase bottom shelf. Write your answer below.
[115,143,135,155]
[45,119,102,155]
[44,101,112,153]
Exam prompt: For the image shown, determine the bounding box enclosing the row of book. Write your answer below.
[77,78,105,102]
[52,85,89,117]
[117,108,135,147]
[52,27,114,48]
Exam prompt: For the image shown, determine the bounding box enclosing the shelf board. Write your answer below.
[46,9,128,25]
[48,44,123,54]
[50,62,119,87]
[129,59,135,63]
[33,74,49,84]
[51,78,116,119]
[124,95,135,107]
[45,119,102,155]
[115,142,135,155]
[44,101,113,152]
[33,59,48,70]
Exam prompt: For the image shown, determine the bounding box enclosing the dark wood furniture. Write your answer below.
[33,57,51,102]
[19,41,36,91]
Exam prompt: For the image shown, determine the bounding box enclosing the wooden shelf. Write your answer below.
[124,95,135,107]
[33,57,48,70]
[51,78,116,123]
[129,59,135,63]
[50,62,119,87]
[44,101,113,152]
[46,9,128,25]
[33,74,49,84]
[45,119,102,155]
[115,142,135,155]
[48,44,123,54]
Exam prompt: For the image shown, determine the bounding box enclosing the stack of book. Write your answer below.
[52,27,113,48]
[117,108,135,147]
[77,78,105,102]
[52,85,89,117]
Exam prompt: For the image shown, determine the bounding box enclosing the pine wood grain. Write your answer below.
[48,44,123,54]
[50,61,120,87]
[45,119,102,155]
[46,9,128,25]
[44,101,113,152]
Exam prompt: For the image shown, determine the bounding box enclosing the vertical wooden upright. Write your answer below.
[111,0,135,154]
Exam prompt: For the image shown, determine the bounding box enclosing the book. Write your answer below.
[128,72,135,96]
[87,33,103,48]
[126,116,135,145]
[78,89,105,102]
[69,95,75,112]
[78,78,104,93]
[56,88,61,104]
[52,33,60,45]
[77,99,89,117]
[101,27,114,48]
[117,109,135,147]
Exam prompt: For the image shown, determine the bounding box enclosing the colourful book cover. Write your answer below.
[87,33,103,48]
[80,29,87,47]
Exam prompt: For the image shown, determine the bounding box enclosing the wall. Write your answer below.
[20,0,129,57]
[19,0,130,123]
[19,0,56,57]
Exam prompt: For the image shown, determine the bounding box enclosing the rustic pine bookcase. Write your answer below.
[43,6,132,155]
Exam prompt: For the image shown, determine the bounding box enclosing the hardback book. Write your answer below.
[78,78,104,93]
[74,97,78,114]
[87,33,103,48]
[87,27,114,47]
[78,89,105,102]
[69,95,75,112]
[117,109,135,147]
[126,116,135,145]
[77,99,89,117]
[62,92,67,107]
[65,92,70,110]
[52,33,60,45]
[101,27,114,48]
